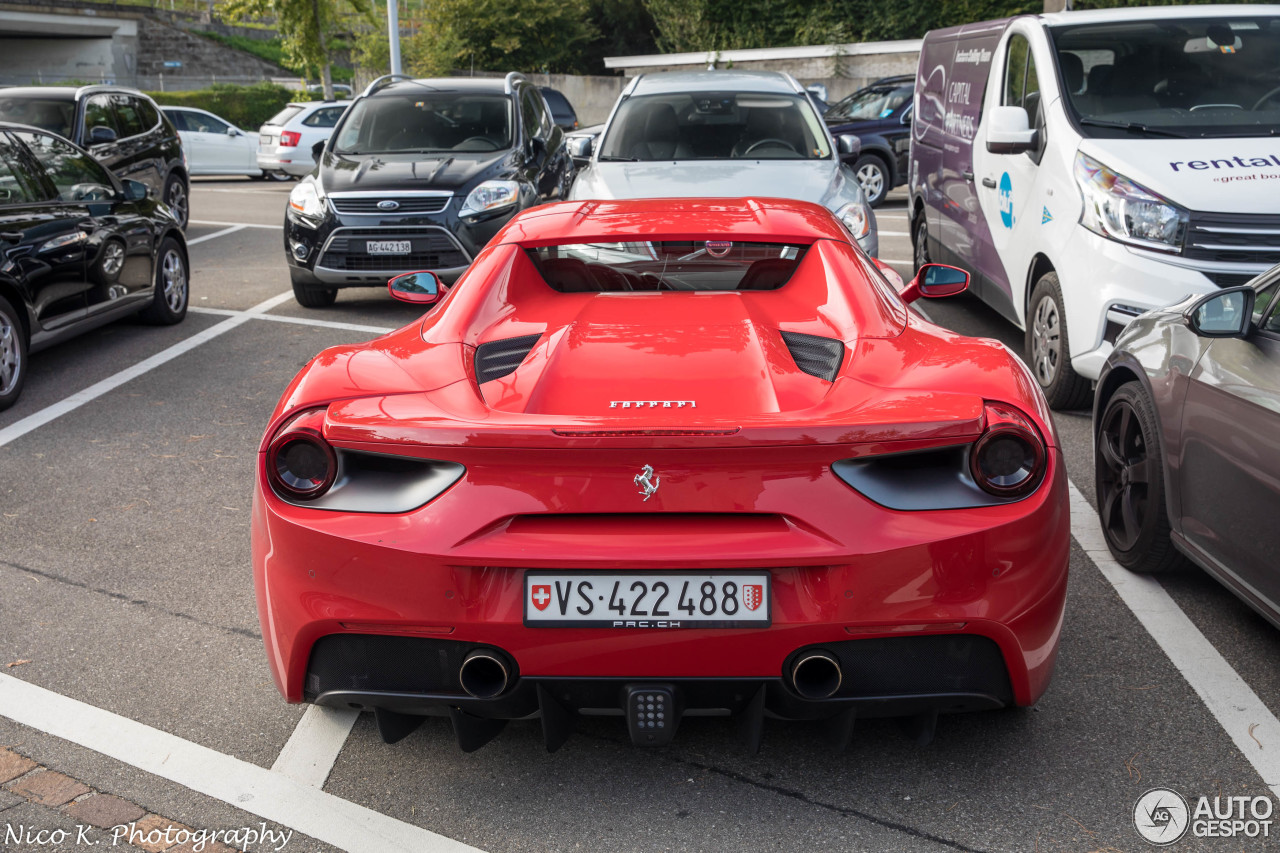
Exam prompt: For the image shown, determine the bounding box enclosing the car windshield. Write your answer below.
[332,93,513,154]
[0,97,74,138]
[826,84,913,121]
[529,241,808,292]
[597,92,831,161]
[1051,16,1280,136]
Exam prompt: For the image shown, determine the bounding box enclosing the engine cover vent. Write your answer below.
[779,331,844,382]
[475,334,542,384]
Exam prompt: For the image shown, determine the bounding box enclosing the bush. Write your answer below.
[145,82,316,130]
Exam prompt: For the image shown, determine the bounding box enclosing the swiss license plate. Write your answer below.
[259,134,275,145]
[524,572,770,628]
[366,240,412,255]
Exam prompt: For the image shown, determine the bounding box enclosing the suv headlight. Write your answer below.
[460,180,520,218]
[1074,152,1187,253]
[288,181,325,221]
[835,202,871,240]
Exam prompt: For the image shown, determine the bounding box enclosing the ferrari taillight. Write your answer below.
[267,408,336,501]
[970,402,1046,498]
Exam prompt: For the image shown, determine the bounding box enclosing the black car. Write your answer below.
[0,86,189,228]
[824,75,914,207]
[0,123,189,411]
[284,73,571,307]
[538,86,579,131]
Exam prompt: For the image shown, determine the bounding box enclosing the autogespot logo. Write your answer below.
[1134,788,1190,845]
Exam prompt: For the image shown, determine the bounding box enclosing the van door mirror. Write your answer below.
[311,140,325,162]
[388,271,443,305]
[986,106,1038,154]
[1187,286,1253,337]
[837,134,862,158]
[899,106,913,126]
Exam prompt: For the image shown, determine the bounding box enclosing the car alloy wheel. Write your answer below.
[1030,293,1062,387]
[165,179,188,227]
[100,240,125,278]
[913,216,930,273]
[161,247,187,314]
[0,306,20,397]
[854,156,887,207]
[1096,397,1150,551]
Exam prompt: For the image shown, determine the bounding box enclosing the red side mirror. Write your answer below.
[900,263,969,304]
[388,271,443,304]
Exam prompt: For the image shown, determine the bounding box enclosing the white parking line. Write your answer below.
[878,230,910,237]
[190,219,284,230]
[190,306,395,335]
[271,705,361,788]
[0,292,292,450]
[1069,483,1280,798]
[0,673,482,853]
[881,259,913,265]
[186,225,245,246]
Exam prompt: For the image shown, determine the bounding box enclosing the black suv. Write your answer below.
[0,123,189,411]
[284,73,570,307]
[0,86,189,227]
[823,75,915,208]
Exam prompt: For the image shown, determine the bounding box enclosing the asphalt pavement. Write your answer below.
[1,180,1279,853]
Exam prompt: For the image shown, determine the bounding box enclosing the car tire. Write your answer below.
[163,174,189,229]
[853,154,889,208]
[293,280,338,308]
[0,293,27,412]
[1026,272,1092,410]
[1095,381,1186,574]
[912,212,930,274]
[140,237,189,325]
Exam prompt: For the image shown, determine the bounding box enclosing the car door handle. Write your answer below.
[982,177,997,189]
[963,170,974,182]
[0,231,21,242]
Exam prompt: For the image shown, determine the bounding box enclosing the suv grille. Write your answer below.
[318,228,468,272]
[330,196,451,215]
[779,331,844,382]
[1184,213,1280,267]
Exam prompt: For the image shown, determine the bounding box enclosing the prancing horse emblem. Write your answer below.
[634,465,660,502]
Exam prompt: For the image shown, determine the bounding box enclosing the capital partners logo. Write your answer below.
[1134,787,1273,845]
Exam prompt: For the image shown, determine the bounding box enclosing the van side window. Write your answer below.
[1003,34,1042,125]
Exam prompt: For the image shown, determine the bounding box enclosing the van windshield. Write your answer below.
[1051,16,1280,137]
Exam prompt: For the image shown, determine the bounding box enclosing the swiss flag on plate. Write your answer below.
[531,584,552,611]
[743,584,763,612]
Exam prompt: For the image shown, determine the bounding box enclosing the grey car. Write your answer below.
[567,71,878,258]
[1093,267,1280,623]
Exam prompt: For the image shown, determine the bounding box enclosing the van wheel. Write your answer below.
[1026,273,1091,410]
[912,214,930,273]
[0,293,27,411]
[853,155,889,207]
[293,281,338,308]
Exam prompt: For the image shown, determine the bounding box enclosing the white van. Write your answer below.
[908,5,1280,408]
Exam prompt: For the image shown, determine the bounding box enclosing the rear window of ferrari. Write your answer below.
[527,241,809,292]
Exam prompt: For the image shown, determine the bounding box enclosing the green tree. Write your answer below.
[226,0,374,99]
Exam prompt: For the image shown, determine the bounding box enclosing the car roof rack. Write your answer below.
[504,72,528,94]
[74,84,143,98]
[361,74,420,98]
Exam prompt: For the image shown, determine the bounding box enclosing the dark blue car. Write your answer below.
[824,75,914,207]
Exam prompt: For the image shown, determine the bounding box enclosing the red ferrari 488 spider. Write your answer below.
[252,198,1069,751]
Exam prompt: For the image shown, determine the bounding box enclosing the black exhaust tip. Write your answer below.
[791,651,843,699]
[459,650,511,699]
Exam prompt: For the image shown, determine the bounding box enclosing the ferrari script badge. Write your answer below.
[634,465,660,502]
